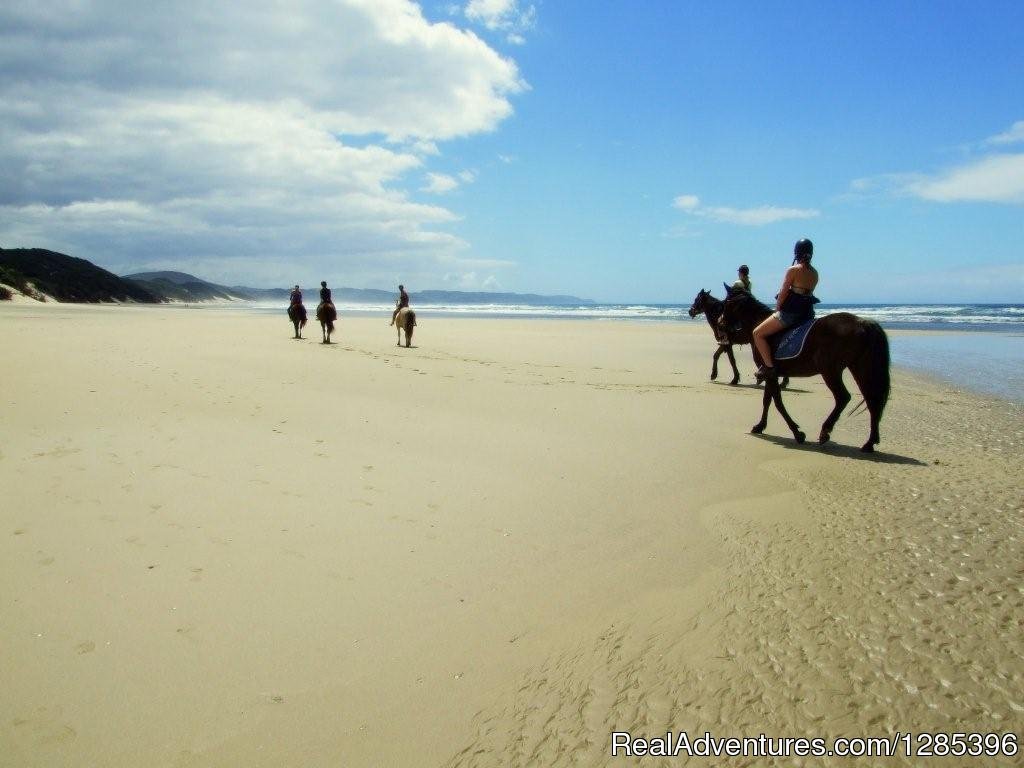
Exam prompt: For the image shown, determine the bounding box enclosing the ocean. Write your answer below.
[248,301,1024,403]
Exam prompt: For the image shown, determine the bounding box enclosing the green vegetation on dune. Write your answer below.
[0,248,161,303]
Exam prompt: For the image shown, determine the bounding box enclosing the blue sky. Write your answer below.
[1,1,1022,302]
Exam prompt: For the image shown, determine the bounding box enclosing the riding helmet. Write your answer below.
[738,264,749,275]
[793,238,814,260]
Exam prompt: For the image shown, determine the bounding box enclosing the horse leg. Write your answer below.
[780,376,789,390]
[818,370,850,444]
[725,345,739,385]
[848,365,881,452]
[751,380,771,433]
[769,378,805,443]
[710,346,722,380]
[751,347,765,386]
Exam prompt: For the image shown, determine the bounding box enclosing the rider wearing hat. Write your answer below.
[752,239,819,377]
[390,284,410,326]
[732,264,752,294]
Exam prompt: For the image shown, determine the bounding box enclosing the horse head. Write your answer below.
[688,288,709,318]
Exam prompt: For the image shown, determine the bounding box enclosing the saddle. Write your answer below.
[772,317,817,360]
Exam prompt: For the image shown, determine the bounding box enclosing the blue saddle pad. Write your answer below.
[772,317,817,360]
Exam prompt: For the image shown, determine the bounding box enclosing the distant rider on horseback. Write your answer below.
[732,264,753,294]
[751,239,819,379]
[390,284,409,326]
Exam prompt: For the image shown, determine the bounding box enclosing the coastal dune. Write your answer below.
[1,304,1020,767]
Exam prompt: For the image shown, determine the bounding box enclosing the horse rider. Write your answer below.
[732,265,753,294]
[721,264,755,337]
[319,280,333,305]
[390,284,409,326]
[290,284,303,305]
[752,238,819,379]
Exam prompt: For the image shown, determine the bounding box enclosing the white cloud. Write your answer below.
[422,173,460,194]
[904,154,1024,203]
[0,0,526,286]
[465,0,536,44]
[673,194,819,226]
[985,120,1024,146]
[848,121,1024,206]
[458,170,477,183]
[442,271,501,290]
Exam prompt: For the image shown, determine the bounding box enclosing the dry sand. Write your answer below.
[1,303,1021,767]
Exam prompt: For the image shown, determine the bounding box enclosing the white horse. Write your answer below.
[395,307,416,347]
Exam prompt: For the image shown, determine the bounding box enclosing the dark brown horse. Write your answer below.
[395,306,416,347]
[316,301,337,344]
[287,302,307,339]
[688,289,788,389]
[720,287,890,452]
[688,289,742,384]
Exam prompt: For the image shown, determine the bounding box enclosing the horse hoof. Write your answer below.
[750,424,765,434]
[729,377,739,386]
[794,430,806,444]
[818,431,830,444]
[860,443,874,453]
[710,373,718,381]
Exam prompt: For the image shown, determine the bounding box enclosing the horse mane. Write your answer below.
[724,284,772,315]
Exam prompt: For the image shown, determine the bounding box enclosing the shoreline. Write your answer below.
[4,300,1021,404]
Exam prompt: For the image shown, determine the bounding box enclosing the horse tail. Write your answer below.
[852,320,890,423]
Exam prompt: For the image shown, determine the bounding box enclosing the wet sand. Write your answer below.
[1,303,1021,766]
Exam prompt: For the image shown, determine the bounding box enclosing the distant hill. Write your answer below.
[0,247,594,306]
[0,248,160,303]
[414,290,592,306]
[124,271,254,302]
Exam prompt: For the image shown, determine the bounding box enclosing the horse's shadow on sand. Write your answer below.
[713,381,812,394]
[751,432,927,465]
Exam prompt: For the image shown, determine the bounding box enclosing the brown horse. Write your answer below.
[395,306,416,347]
[287,303,307,339]
[721,287,890,452]
[688,289,742,384]
[688,289,789,389]
[316,301,337,344]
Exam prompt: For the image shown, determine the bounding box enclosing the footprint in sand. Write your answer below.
[32,446,81,459]
[75,641,95,655]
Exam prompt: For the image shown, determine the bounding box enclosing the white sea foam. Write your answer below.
[233,300,1024,326]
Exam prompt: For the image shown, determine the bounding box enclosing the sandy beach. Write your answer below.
[1,303,1021,767]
